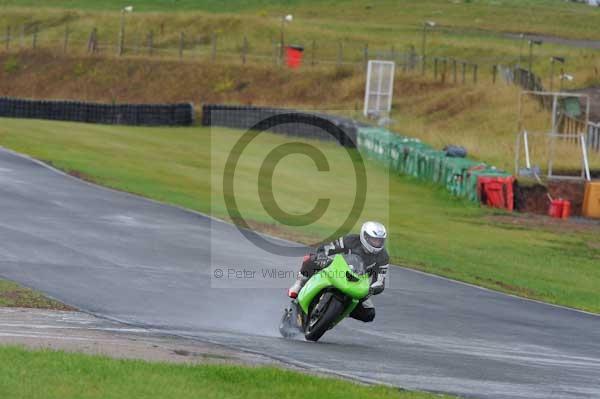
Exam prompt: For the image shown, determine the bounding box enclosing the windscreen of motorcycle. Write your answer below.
[343,253,367,275]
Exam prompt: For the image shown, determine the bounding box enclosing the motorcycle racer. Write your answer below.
[288,221,389,322]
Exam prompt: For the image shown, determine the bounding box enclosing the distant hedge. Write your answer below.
[0,97,194,126]
[201,104,362,147]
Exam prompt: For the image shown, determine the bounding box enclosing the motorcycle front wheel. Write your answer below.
[304,294,345,342]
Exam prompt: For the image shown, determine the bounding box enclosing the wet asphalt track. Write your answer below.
[1,147,599,399]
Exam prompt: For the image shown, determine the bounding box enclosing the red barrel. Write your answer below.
[476,176,515,211]
[548,199,563,218]
[286,45,304,69]
[561,200,571,219]
[548,199,571,219]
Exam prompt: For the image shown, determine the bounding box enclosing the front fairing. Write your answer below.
[297,254,370,314]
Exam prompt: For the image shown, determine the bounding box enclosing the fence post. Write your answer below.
[179,32,184,60]
[5,26,10,51]
[434,57,438,80]
[462,61,466,84]
[390,45,395,62]
[311,39,316,66]
[241,35,248,64]
[337,41,343,66]
[211,32,216,62]
[32,24,38,50]
[452,59,457,83]
[63,24,69,54]
[363,43,368,70]
[492,64,497,84]
[87,28,97,54]
[147,30,154,56]
[409,45,416,70]
[441,58,447,84]
[473,63,478,84]
[135,32,141,54]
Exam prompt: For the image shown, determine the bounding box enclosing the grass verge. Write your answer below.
[0,346,456,399]
[0,279,73,310]
[0,118,599,312]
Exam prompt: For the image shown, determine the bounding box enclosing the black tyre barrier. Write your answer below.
[201,104,364,148]
[0,97,194,126]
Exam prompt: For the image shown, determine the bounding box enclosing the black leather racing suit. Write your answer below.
[300,234,389,322]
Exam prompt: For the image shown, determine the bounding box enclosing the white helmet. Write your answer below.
[360,221,387,254]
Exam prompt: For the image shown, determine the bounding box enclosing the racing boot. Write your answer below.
[288,273,308,299]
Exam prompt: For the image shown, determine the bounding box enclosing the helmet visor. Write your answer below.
[365,234,385,249]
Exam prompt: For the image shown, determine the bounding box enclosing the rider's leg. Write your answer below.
[349,298,376,322]
[288,254,318,298]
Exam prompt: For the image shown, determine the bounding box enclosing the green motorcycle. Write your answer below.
[279,253,371,342]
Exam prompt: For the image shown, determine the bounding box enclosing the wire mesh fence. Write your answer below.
[0,22,508,86]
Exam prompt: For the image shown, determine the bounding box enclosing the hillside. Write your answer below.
[0,1,598,87]
[1,50,599,172]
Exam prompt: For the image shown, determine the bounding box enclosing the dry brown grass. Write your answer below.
[0,50,363,108]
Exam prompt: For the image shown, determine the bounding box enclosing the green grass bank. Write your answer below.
[0,346,457,399]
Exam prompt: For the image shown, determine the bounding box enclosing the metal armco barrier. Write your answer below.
[0,97,194,126]
[201,104,361,148]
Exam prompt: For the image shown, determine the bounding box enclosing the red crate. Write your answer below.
[477,176,514,211]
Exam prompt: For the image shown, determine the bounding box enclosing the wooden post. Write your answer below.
[242,35,248,64]
[118,12,125,56]
[390,45,395,62]
[311,39,316,66]
[32,24,38,50]
[211,32,216,62]
[63,24,69,54]
[87,28,97,54]
[363,43,368,70]
[473,63,478,84]
[5,26,10,51]
[492,65,497,84]
[147,30,154,56]
[452,59,457,84]
[434,57,438,80]
[193,35,200,56]
[441,58,447,84]
[135,32,141,54]
[337,41,343,66]
[179,32,185,60]
[410,45,416,70]
[462,61,466,84]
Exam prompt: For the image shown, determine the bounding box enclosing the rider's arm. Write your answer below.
[370,264,388,295]
[318,236,350,256]
[370,253,390,295]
